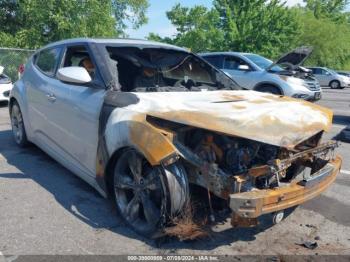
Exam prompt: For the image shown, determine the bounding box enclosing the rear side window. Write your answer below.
[312,68,322,74]
[203,56,223,69]
[35,47,61,76]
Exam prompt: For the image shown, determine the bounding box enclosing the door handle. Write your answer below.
[46,93,56,102]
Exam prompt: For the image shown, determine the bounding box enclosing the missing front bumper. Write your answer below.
[229,155,342,218]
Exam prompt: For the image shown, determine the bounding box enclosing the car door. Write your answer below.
[26,46,62,144]
[313,68,328,86]
[222,55,257,89]
[44,44,106,177]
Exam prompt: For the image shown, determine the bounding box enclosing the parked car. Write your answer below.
[0,66,13,102]
[9,38,341,238]
[200,48,322,101]
[337,71,350,78]
[308,67,350,89]
[337,71,350,87]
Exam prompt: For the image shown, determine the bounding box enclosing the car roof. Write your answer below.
[39,38,188,53]
[308,66,326,69]
[199,52,255,57]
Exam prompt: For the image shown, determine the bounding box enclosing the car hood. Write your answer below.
[266,47,313,71]
[127,90,332,148]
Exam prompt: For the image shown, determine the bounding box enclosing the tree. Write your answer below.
[149,1,300,58]
[148,4,225,52]
[213,0,301,58]
[297,9,350,69]
[0,0,149,48]
[303,0,349,21]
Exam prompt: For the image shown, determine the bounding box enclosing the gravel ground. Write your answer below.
[0,88,349,256]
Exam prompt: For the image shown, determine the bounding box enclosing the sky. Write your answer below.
[126,0,305,39]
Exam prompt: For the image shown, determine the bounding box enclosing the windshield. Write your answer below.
[244,54,283,72]
[107,46,241,92]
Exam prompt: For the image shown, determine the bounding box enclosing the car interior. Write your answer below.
[106,46,235,92]
[63,46,95,78]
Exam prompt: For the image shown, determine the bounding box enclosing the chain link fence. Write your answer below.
[0,47,35,82]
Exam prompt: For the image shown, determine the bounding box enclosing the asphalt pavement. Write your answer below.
[0,88,349,256]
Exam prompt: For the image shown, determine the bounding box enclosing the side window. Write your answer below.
[312,68,321,74]
[61,45,96,79]
[224,56,249,71]
[36,47,61,76]
[321,69,328,75]
[204,56,223,69]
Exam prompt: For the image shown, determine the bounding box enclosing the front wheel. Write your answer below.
[112,148,189,237]
[10,101,28,147]
[329,80,341,89]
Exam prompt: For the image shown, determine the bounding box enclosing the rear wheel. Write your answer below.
[10,101,28,147]
[112,148,189,237]
[257,85,282,95]
[329,80,341,89]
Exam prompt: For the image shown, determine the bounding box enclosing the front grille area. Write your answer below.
[306,81,320,91]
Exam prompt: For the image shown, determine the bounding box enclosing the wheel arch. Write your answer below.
[253,82,284,95]
[329,79,340,87]
[101,119,179,197]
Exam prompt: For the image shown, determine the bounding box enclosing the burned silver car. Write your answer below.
[9,38,341,238]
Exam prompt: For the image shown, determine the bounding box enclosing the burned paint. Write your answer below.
[230,155,342,218]
[120,90,332,148]
[95,87,340,227]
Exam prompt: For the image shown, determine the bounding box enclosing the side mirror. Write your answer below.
[0,66,4,75]
[238,64,250,71]
[57,66,92,84]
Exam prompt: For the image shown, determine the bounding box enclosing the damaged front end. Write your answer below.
[148,117,341,228]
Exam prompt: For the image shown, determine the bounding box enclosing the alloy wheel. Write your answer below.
[114,149,165,235]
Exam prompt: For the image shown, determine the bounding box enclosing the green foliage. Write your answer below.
[297,10,350,69]
[149,1,300,58]
[149,0,350,69]
[214,0,301,58]
[304,0,349,22]
[113,0,149,35]
[0,0,149,49]
[148,5,224,52]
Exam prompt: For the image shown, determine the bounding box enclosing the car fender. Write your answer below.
[104,108,177,165]
[9,80,33,140]
[329,77,343,87]
[95,103,178,195]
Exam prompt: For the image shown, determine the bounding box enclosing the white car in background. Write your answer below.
[308,67,350,89]
[0,66,12,102]
[337,71,350,87]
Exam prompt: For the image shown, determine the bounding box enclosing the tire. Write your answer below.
[10,101,28,147]
[329,80,341,89]
[257,85,282,95]
[112,148,189,237]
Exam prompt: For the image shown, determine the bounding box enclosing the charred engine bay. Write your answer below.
[147,116,336,203]
[178,128,303,195]
[183,129,280,188]
[277,66,315,81]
